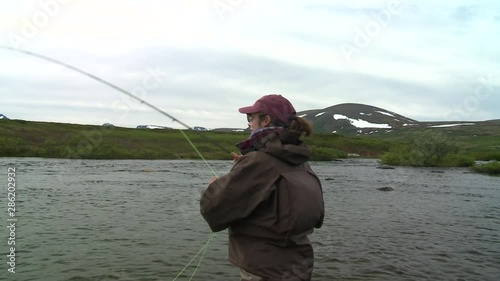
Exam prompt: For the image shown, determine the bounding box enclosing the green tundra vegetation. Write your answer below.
[0,119,391,161]
[379,130,476,167]
[1,119,499,175]
[471,161,500,175]
[374,125,500,175]
[369,121,500,162]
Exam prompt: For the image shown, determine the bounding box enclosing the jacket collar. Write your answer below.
[236,128,311,165]
[236,127,284,154]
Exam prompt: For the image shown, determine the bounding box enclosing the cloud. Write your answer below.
[0,0,498,129]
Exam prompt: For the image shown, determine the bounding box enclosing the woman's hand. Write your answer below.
[209,176,218,184]
[231,152,242,163]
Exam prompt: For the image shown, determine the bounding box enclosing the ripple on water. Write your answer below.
[2,158,499,280]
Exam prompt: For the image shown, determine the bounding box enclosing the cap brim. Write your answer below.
[238,105,258,114]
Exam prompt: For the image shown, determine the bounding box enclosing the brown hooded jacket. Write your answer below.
[200,130,325,280]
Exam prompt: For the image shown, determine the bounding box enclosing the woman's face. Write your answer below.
[247,113,270,132]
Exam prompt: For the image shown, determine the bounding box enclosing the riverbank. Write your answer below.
[0,119,392,160]
[1,119,498,175]
[472,161,500,175]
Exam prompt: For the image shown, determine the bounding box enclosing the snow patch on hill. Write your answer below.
[428,123,476,128]
[375,110,395,117]
[334,114,392,129]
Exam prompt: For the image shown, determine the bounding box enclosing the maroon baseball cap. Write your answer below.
[238,94,296,126]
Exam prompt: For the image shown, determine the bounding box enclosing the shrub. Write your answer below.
[379,144,411,166]
[380,130,468,167]
[0,138,30,157]
[474,152,500,161]
[439,154,475,167]
[471,161,500,175]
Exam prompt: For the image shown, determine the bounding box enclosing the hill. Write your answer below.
[298,103,418,134]
[0,114,9,120]
[296,103,499,161]
[297,103,498,136]
[1,103,498,161]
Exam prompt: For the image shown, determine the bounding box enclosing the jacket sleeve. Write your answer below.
[200,152,277,232]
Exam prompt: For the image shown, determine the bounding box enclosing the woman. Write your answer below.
[200,94,325,281]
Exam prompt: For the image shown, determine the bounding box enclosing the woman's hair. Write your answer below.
[289,116,313,137]
[269,116,313,137]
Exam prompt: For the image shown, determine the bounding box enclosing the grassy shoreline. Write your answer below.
[1,119,499,175]
[471,161,500,175]
[0,119,392,161]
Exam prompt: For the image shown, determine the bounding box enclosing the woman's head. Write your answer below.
[239,94,313,136]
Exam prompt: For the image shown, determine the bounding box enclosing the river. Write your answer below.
[0,158,498,280]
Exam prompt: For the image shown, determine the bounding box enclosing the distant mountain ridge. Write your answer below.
[298,103,419,134]
[140,103,496,134]
[3,105,497,135]
[297,103,497,135]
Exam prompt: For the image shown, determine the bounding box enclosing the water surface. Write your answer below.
[0,158,498,280]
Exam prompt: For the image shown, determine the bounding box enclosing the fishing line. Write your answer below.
[0,46,232,170]
[172,232,216,281]
[0,45,222,279]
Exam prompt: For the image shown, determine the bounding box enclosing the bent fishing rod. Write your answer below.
[2,45,221,279]
[0,45,233,170]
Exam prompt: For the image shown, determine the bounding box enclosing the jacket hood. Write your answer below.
[252,130,311,165]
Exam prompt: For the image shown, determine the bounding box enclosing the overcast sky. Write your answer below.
[1,0,499,129]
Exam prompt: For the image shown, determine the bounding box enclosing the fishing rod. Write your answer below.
[0,45,234,164]
[1,45,222,280]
